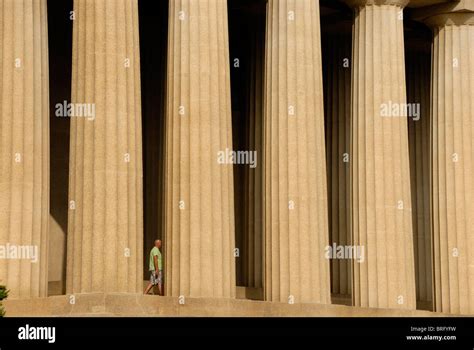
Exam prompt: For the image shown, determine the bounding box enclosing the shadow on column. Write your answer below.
[138,0,169,292]
[47,0,73,296]
[321,4,353,306]
[404,19,433,312]
[228,0,266,300]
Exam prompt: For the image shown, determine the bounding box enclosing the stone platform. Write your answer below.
[3,293,452,317]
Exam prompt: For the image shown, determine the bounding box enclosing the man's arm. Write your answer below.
[154,255,159,272]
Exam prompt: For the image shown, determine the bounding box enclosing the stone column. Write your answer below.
[0,0,49,299]
[344,0,416,309]
[322,20,352,299]
[164,0,236,298]
[264,0,331,304]
[66,0,143,294]
[405,31,433,310]
[418,1,474,315]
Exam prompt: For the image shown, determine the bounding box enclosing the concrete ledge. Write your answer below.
[2,293,456,317]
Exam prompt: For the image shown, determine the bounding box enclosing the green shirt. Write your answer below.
[149,247,162,271]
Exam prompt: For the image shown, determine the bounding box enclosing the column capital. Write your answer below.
[343,0,409,8]
[412,0,474,27]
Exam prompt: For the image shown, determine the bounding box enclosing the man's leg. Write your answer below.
[157,271,163,296]
[144,273,156,295]
[144,282,153,295]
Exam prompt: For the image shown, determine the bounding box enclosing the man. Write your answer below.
[144,239,163,295]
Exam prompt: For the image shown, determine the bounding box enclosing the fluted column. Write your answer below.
[345,0,416,309]
[420,3,474,315]
[322,22,352,299]
[405,34,432,309]
[67,0,143,294]
[0,0,49,299]
[264,0,331,304]
[165,0,236,298]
